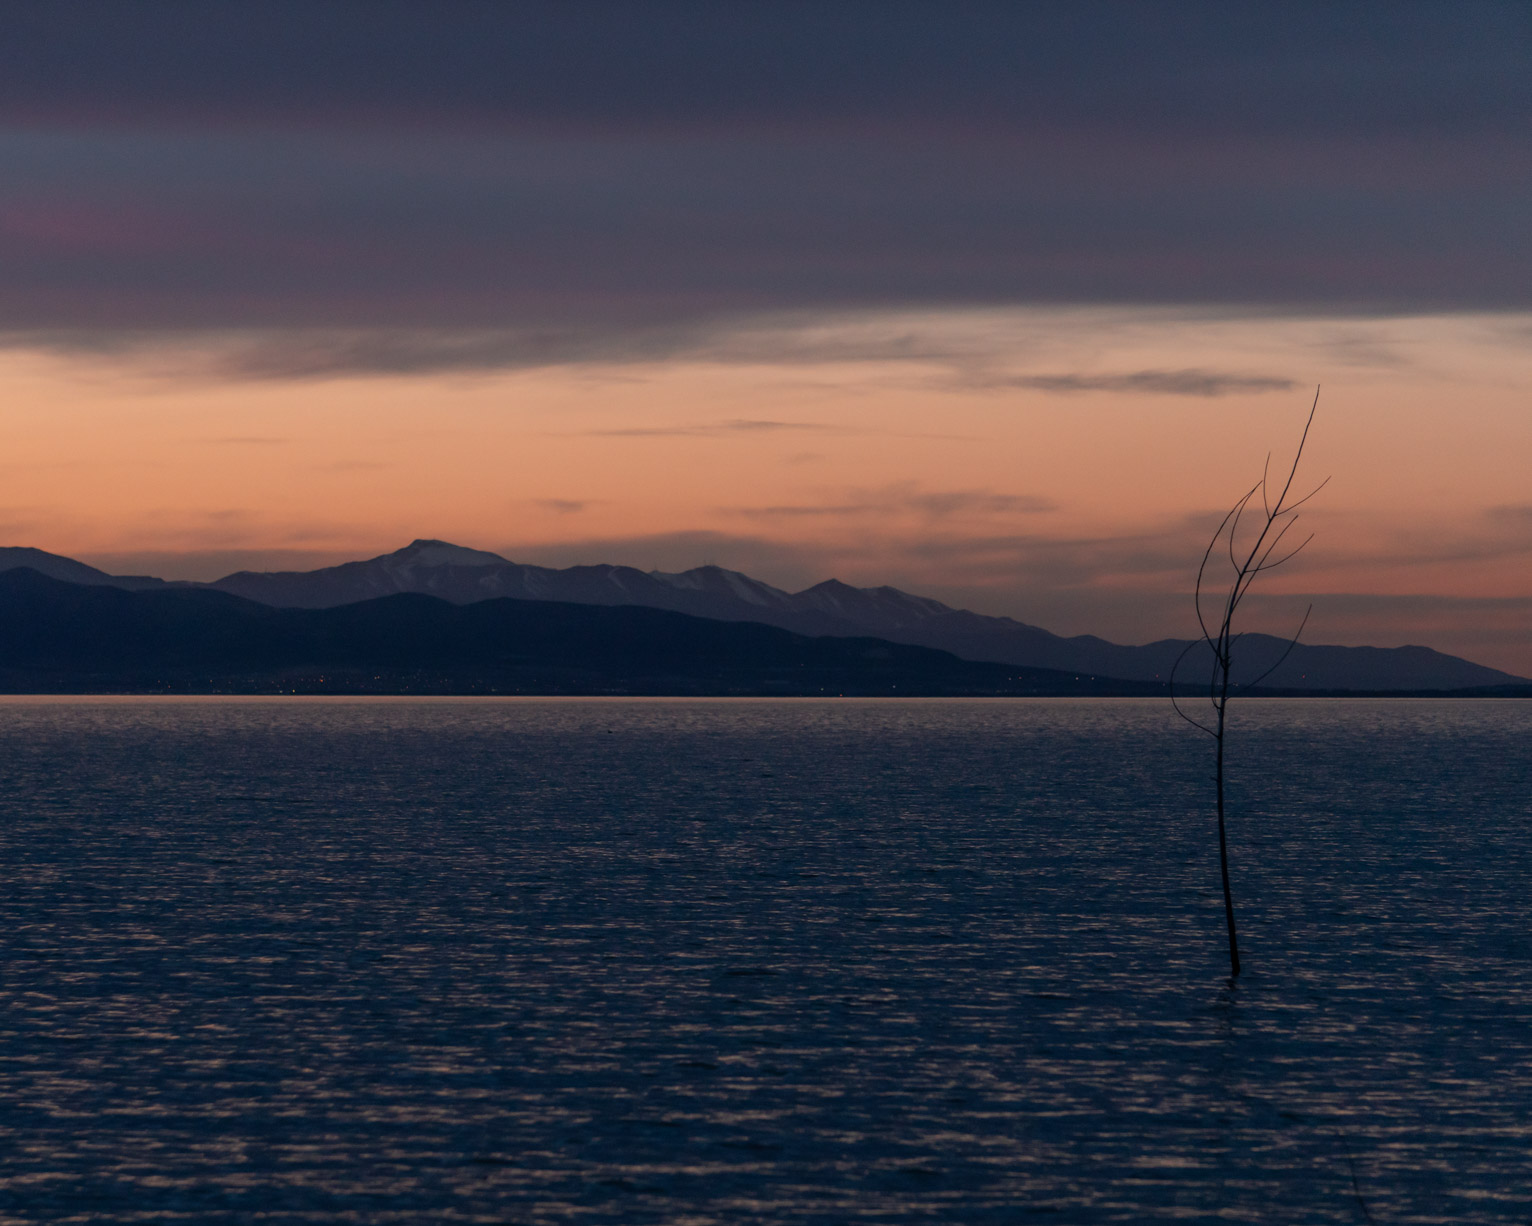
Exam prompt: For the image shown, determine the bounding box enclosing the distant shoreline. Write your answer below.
[0,684,1527,700]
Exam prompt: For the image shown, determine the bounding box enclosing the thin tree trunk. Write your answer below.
[1215,699,1240,978]
[1170,389,1322,979]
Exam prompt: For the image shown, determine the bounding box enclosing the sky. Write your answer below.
[3,2,1531,672]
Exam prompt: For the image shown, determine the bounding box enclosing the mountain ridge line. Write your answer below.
[0,540,1523,693]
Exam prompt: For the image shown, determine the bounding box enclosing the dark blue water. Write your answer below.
[1,697,1530,1223]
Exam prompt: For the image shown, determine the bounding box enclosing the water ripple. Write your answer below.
[0,697,1529,1223]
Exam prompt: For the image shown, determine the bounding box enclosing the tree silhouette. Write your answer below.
[1173,389,1326,979]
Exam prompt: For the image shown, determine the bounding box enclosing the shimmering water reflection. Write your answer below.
[1,697,1530,1223]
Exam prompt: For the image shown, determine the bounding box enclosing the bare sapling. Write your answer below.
[1172,388,1327,979]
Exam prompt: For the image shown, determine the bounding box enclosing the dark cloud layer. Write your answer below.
[1,3,1528,354]
[2,324,1302,391]
[6,3,1528,137]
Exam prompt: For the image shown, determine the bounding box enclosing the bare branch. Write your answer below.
[1174,386,1324,981]
[1281,473,1332,515]
[1252,531,1316,574]
[1228,485,1254,572]
[1231,519,1304,604]
[1195,496,1249,645]
[1267,385,1321,514]
[1231,500,1284,602]
[1172,700,1218,739]
[1250,520,1300,576]
[1169,640,1217,736]
[1245,604,1314,690]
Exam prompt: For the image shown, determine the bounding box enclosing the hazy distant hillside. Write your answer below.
[0,568,1140,697]
[0,540,1524,692]
[0,547,168,591]
[209,540,859,635]
[206,540,1529,692]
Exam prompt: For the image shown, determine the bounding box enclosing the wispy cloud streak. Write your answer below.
[729,484,1057,522]
[983,369,1297,397]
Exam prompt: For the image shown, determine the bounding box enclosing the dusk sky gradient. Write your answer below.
[4,2,1531,670]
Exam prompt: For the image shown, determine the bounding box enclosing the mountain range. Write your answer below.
[0,568,1148,697]
[0,540,1524,693]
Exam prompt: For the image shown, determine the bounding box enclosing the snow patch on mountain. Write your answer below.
[650,565,792,608]
[3,537,1520,690]
[387,540,509,569]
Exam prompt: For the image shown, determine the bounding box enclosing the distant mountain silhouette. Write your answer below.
[0,546,168,591]
[0,568,1150,696]
[205,539,1523,691]
[1,541,1524,692]
[208,539,857,630]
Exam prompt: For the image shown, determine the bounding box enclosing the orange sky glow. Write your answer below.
[4,307,1530,673]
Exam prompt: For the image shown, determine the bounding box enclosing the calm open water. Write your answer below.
[1,697,1530,1224]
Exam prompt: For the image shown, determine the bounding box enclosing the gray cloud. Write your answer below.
[532,499,593,514]
[5,5,1527,142]
[987,369,1298,397]
[1,11,1529,358]
[0,320,1022,380]
[732,485,1056,521]
[1309,327,1415,370]
[208,328,718,380]
[1312,509,1532,573]
[0,319,1318,397]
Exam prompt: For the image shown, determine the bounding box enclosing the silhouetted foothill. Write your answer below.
[0,567,1156,696]
[0,542,1520,693]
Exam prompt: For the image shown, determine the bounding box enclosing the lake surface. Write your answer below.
[1,697,1530,1224]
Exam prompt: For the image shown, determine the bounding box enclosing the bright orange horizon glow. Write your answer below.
[4,309,1531,674]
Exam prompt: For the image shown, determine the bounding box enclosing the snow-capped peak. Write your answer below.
[648,564,790,607]
[389,540,509,569]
